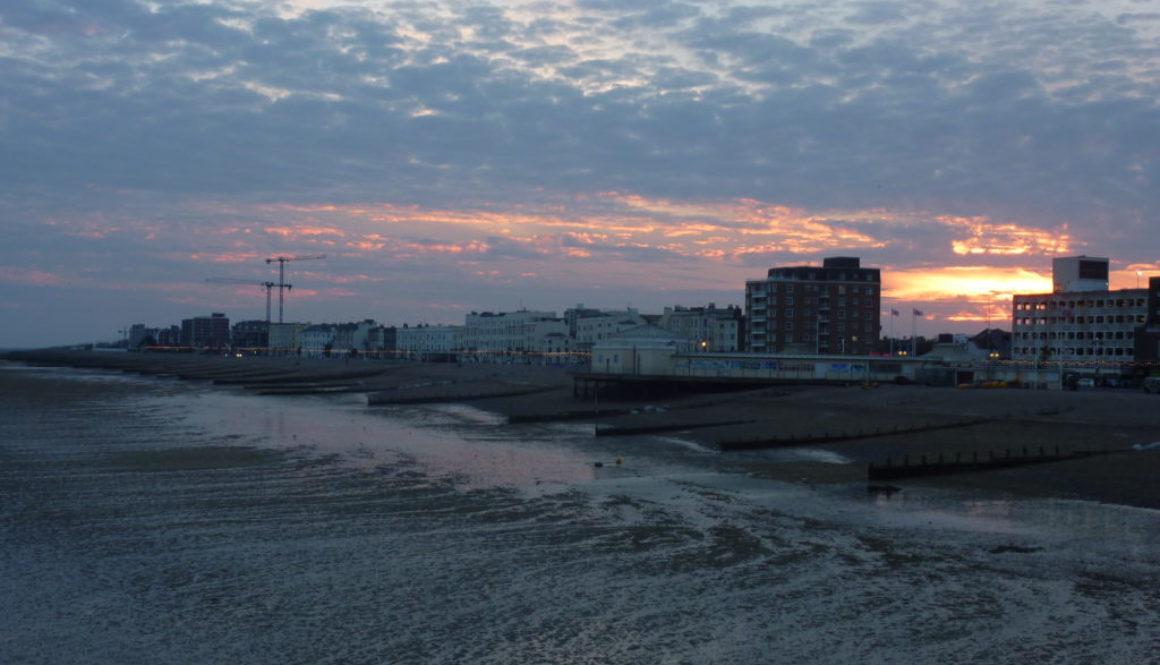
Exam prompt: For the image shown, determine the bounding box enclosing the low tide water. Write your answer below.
[1,362,1157,664]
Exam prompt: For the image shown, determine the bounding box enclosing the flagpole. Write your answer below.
[911,308,918,357]
[889,308,896,356]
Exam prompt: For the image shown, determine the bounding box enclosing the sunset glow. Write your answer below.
[3,0,1157,347]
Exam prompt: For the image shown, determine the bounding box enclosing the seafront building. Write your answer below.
[591,324,695,374]
[231,320,269,348]
[268,322,305,352]
[395,324,463,359]
[180,312,230,349]
[462,310,562,354]
[333,320,378,353]
[300,324,337,357]
[744,257,881,355]
[1135,277,1160,362]
[1011,256,1148,362]
[365,324,397,355]
[127,324,157,349]
[657,304,744,352]
[566,305,646,351]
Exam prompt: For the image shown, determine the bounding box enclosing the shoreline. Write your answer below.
[6,349,1160,509]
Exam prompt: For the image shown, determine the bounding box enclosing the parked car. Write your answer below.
[1143,377,1160,394]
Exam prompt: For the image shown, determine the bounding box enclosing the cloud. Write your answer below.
[3,0,1160,345]
[0,267,65,286]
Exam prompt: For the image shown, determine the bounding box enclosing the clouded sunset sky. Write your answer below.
[2,0,1158,347]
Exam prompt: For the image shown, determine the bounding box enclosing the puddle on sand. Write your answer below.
[144,387,597,489]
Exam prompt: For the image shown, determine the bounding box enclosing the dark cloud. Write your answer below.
[5,0,1154,228]
[845,2,910,26]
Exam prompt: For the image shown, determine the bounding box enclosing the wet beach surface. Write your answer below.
[1,360,1159,664]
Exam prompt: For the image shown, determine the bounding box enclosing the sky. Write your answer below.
[2,0,1159,347]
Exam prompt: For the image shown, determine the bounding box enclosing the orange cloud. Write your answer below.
[402,241,490,255]
[0,267,65,286]
[186,251,264,263]
[885,266,1051,303]
[941,215,1071,256]
[1112,265,1160,290]
[245,196,1082,287]
[264,226,345,238]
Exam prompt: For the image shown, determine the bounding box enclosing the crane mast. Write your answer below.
[205,279,284,324]
[264,254,325,323]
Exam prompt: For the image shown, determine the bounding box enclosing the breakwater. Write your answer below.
[718,418,989,451]
[868,446,1128,480]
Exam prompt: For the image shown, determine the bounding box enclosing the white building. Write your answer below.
[524,318,571,353]
[591,324,694,375]
[1012,256,1148,362]
[268,322,306,352]
[333,319,377,353]
[658,304,743,352]
[540,331,571,356]
[300,324,337,357]
[463,310,558,352]
[395,324,464,358]
[568,306,647,350]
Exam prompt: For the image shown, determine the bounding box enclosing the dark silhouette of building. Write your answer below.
[745,256,881,355]
[181,313,230,349]
[231,320,269,348]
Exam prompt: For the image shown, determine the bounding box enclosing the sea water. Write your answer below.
[1,362,1157,664]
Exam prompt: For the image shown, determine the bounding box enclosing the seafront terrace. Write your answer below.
[579,351,1071,392]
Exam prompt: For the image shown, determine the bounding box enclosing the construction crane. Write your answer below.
[205,278,284,324]
[265,254,325,323]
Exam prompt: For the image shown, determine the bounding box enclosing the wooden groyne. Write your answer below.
[718,418,988,451]
[867,446,1127,480]
[367,386,551,406]
[595,419,756,437]
[506,408,634,424]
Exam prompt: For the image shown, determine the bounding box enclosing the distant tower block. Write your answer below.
[1052,255,1109,293]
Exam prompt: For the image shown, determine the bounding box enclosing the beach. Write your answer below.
[1,354,1158,664]
[6,349,1160,508]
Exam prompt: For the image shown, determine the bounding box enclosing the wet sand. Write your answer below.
[6,350,1160,509]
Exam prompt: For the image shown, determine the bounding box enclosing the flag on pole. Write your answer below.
[891,309,900,316]
[913,308,923,316]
